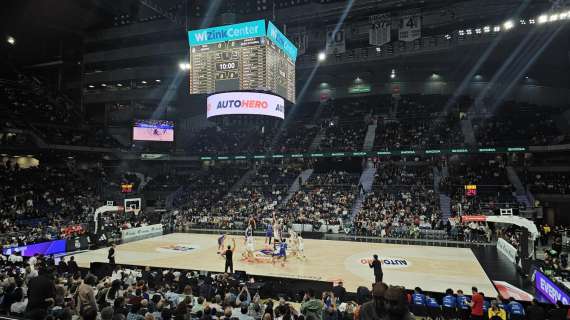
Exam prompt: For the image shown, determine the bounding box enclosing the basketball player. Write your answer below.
[242,233,256,262]
[272,239,288,266]
[265,220,273,245]
[272,212,283,248]
[217,233,227,254]
[221,238,236,273]
[297,234,306,259]
[108,244,116,266]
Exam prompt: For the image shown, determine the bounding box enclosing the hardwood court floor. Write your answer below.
[71,233,497,296]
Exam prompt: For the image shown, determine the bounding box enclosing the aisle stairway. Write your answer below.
[229,168,257,193]
[309,128,325,151]
[460,118,477,145]
[438,165,451,220]
[284,169,314,203]
[506,166,532,207]
[351,165,377,217]
[362,124,377,151]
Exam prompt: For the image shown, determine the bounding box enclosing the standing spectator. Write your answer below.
[469,287,484,320]
[525,299,545,320]
[78,274,98,316]
[359,282,388,320]
[26,267,56,320]
[332,281,347,303]
[548,301,567,320]
[301,289,324,320]
[68,256,79,275]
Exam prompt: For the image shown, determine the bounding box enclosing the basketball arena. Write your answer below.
[1,0,570,319]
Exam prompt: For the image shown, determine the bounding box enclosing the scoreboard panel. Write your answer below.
[188,20,296,103]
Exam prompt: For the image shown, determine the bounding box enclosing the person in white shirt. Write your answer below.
[8,252,23,264]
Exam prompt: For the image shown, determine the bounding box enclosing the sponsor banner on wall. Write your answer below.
[326,26,346,54]
[207,92,285,119]
[496,238,518,265]
[533,268,570,305]
[65,236,90,252]
[2,240,67,257]
[398,13,421,42]
[121,224,163,243]
[369,14,392,46]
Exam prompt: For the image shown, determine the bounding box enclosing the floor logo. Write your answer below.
[358,256,411,269]
[157,244,200,253]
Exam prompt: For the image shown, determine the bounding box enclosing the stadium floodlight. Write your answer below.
[550,14,559,22]
[179,62,190,70]
[560,12,568,19]
[483,26,491,33]
[466,29,472,35]
[458,30,465,36]
[475,28,482,34]
[503,20,514,30]
[538,15,548,24]
[390,69,396,79]
[117,83,123,87]
[444,34,451,40]
[529,19,536,24]
[101,83,107,87]
[317,52,326,62]
[155,79,161,82]
[141,80,147,84]
[493,26,501,32]
[520,19,526,25]
[88,85,94,88]
[375,47,381,52]
[6,36,15,45]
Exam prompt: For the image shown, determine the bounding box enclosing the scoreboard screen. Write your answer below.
[188,20,296,103]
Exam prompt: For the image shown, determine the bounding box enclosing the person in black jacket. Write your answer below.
[548,300,567,320]
[68,256,79,275]
[108,244,116,266]
[369,254,383,283]
[26,267,56,320]
[525,299,545,320]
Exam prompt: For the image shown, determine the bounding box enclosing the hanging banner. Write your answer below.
[369,14,392,46]
[326,26,346,54]
[290,30,308,56]
[398,13,421,42]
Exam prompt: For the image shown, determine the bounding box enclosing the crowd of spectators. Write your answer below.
[0,160,103,247]
[521,171,570,195]
[473,102,564,147]
[443,156,517,216]
[354,163,441,238]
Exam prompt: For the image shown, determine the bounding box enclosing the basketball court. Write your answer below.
[71,233,497,296]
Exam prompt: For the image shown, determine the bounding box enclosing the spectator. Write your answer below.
[301,289,324,320]
[359,282,388,320]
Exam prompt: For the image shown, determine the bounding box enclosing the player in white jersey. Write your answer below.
[242,234,256,262]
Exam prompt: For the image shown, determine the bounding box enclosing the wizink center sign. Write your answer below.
[207,92,285,119]
[267,21,298,61]
[188,20,266,46]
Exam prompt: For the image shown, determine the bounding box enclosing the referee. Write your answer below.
[368,254,383,283]
[108,244,116,266]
